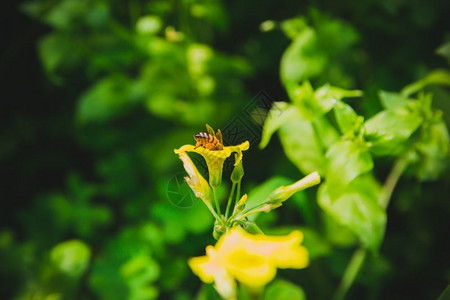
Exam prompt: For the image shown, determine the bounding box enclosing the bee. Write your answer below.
[194,124,224,150]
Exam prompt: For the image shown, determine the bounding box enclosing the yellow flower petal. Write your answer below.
[213,271,237,300]
[223,247,277,287]
[176,152,211,204]
[188,246,221,284]
[245,230,309,269]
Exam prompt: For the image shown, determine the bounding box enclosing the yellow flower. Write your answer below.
[188,227,308,298]
[175,141,249,189]
[176,152,211,204]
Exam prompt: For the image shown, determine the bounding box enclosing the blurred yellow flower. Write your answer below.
[188,227,308,299]
[175,141,249,188]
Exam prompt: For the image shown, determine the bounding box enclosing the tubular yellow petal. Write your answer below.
[176,152,211,204]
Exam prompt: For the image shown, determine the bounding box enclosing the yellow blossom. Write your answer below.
[175,141,249,189]
[188,227,308,298]
[176,152,211,204]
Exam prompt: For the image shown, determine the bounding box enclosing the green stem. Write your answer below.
[212,187,221,216]
[236,208,265,221]
[227,210,241,226]
[239,202,265,216]
[225,182,236,220]
[228,199,268,225]
[332,248,367,300]
[235,180,241,205]
[332,156,409,300]
[205,201,223,225]
[380,157,408,209]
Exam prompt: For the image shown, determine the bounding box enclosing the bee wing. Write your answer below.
[216,129,223,145]
[206,124,215,136]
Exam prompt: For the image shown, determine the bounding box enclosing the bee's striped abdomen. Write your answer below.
[194,132,211,141]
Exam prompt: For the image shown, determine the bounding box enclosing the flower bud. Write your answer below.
[241,220,263,234]
[268,172,321,204]
[213,221,226,240]
[234,194,247,214]
[230,154,244,184]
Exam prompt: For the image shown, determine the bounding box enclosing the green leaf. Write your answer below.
[38,33,83,84]
[279,118,326,174]
[323,214,357,247]
[136,15,162,34]
[196,284,222,300]
[120,255,160,284]
[436,42,450,64]
[333,102,359,134]
[312,116,340,149]
[300,227,332,259]
[315,84,362,103]
[184,201,215,234]
[259,102,302,149]
[411,119,450,180]
[265,280,306,300]
[364,110,423,155]
[289,81,334,119]
[285,81,318,119]
[286,82,362,120]
[325,140,373,192]
[318,175,386,251]
[50,240,91,278]
[120,255,160,300]
[280,17,308,39]
[89,226,160,300]
[401,69,450,97]
[45,0,89,29]
[280,28,327,85]
[436,284,450,300]
[78,75,139,123]
[378,91,411,111]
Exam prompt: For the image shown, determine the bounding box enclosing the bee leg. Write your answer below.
[194,142,201,149]
[205,143,215,150]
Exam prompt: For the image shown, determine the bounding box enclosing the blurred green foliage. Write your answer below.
[2,0,450,299]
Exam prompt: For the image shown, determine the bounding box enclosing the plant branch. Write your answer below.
[235,180,241,206]
[212,187,221,216]
[380,156,408,209]
[225,182,236,219]
[332,248,367,300]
